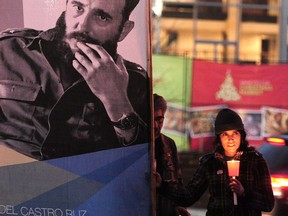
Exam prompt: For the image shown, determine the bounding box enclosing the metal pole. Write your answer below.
[156,16,161,54]
[193,0,199,58]
[235,0,242,63]
[279,0,288,63]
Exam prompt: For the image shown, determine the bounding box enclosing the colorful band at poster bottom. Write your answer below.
[0,143,151,216]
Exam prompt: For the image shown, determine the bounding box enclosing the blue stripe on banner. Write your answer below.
[0,143,151,216]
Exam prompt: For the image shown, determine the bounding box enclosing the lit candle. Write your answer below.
[227,160,240,177]
[227,160,240,205]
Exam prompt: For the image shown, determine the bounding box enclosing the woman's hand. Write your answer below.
[153,171,162,187]
[229,178,245,197]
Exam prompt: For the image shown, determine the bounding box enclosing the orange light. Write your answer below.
[271,175,288,198]
[266,138,286,146]
[271,176,288,187]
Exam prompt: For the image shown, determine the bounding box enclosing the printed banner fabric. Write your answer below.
[0,0,152,215]
[192,59,288,109]
[190,59,288,151]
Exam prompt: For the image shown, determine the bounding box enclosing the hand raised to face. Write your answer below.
[72,42,133,121]
[73,42,128,101]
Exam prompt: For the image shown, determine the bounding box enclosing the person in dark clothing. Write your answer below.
[154,94,190,216]
[160,108,274,216]
[0,0,150,160]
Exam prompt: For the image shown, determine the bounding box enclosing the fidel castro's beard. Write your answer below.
[53,12,119,66]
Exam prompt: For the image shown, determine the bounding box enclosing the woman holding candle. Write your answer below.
[159,108,274,216]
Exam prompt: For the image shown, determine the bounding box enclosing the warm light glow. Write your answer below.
[152,0,163,17]
[271,175,288,198]
[266,137,286,146]
[271,176,288,187]
[227,160,240,177]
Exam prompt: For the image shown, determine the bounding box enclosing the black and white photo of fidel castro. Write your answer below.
[0,0,150,160]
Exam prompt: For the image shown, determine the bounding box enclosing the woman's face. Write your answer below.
[219,130,241,157]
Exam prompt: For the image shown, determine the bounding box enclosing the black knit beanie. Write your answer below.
[214,108,244,135]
